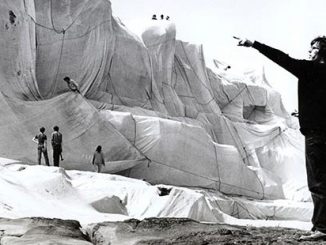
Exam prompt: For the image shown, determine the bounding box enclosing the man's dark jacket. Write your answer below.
[253,41,326,135]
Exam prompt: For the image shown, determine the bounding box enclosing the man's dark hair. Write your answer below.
[311,36,326,60]
[63,76,70,82]
[40,127,45,133]
[53,126,59,131]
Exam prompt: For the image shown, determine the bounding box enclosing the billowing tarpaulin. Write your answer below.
[0,92,146,171]
[0,0,307,202]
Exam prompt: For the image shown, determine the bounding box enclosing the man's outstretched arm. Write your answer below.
[234,37,305,77]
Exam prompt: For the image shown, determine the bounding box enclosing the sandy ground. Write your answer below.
[87,217,324,245]
[1,217,325,244]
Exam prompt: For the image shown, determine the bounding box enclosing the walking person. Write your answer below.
[92,145,105,173]
[51,126,63,167]
[32,127,50,166]
[235,36,326,241]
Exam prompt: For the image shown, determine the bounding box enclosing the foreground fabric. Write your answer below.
[0,163,312,229]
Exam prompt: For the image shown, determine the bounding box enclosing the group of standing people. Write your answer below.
[33,126,105,173]
[33,126,63,167]
[32,76,105,172]
[152,14,170,21]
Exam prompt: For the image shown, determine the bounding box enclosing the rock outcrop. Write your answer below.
[0,217,91,245]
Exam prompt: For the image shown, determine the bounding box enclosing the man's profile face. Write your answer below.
[308,42,321,61]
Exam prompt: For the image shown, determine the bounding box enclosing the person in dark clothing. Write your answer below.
[152,14,157,20]
[32,127,50,166]
[63,76,80,93]
[92,145,105,173]
[236,36,326,241]
[51,125,63,167]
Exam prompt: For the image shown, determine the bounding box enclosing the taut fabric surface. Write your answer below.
[0,0,307,201]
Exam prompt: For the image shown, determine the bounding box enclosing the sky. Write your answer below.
[110,0,326,112]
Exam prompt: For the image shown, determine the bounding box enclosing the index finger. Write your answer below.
[233,36,240,40]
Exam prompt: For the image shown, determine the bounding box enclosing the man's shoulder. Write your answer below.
[52,131,62,136]
[300,60,326,68]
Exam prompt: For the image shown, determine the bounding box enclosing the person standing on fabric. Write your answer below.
[51,125,63,167]
[92,145,105,173]
[32,127,50,166]
[235,36,326,241]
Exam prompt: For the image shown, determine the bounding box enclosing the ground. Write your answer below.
[1,217,325,244]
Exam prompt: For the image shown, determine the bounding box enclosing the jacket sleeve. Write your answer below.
[252,41,306,77]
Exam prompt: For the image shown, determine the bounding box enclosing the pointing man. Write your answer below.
[236,35,326,241]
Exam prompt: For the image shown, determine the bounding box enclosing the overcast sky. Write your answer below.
[110,0,326,112]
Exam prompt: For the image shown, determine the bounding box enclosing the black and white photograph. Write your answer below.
[0,0,326,244]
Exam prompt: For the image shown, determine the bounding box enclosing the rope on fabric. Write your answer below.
[49,30,66,97]
[148,159,268,198]
[241,127,287,164]
[177,43,217,106]
[50,0,89,34]
[26,0,111,98]
[141,38,292,200]
[76,92,152,167]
